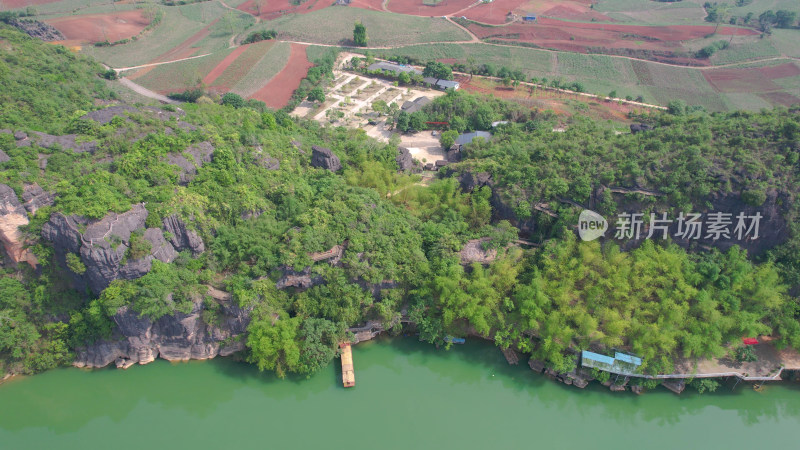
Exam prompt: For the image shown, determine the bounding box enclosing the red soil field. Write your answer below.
[462,0,530,25]
[151,19,219,63]
[514,0,611,22]
[202,44,251,86]
[758,63,800,79]
[46,10,150,44]
[250,43,313,109]
[703,63,800,94]
[456,75,638,121]
[760,91,800,107]
[348,0,384,12]
[237,0,329,20]
[2,0,60,8]
[387,0,476,17]
[467,17,757,53]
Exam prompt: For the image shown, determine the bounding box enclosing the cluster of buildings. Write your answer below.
[366,61,460,91]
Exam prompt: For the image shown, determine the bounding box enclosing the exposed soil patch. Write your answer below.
[250,43,313,109]
[237,0,329,20]
[3,0,61,7]
[386,0,477,17]
[456,75,639,123]
[703,62,800,106]
[467,17,758,55]
[347,0,384,11]
[515,0,611,22]
[704,63,800,93]
[462,0,530,25]
[46,10,151,44]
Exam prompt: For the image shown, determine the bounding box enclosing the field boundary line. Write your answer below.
[114,53,213,72]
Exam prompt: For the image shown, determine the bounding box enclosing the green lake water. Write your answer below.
[1,338,798,449]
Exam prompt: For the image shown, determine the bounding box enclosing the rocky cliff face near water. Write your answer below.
[74,289,252,369]
[40,204,205,294]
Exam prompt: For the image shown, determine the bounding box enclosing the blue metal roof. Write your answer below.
[581,350,615,366]
[614,352,642,366]
[455,131,492,146]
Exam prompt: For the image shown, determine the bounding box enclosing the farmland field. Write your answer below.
[205,41,274,89]
[683,0,800,17]
[0,0,111,15]
[131,48,235,94]
[594,0,706,24]
[46,9,151,44]
[230,41,292,97]
[770,29,800,59]
[250,43,313,109]
[84,3,252,68]
[263,7,471,46]
[359,42,800,111]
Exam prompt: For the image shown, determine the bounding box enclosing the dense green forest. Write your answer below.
[0,26,798,384]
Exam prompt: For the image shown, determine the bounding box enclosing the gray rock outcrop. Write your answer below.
[311,145,341,172]
[26,132,97,153]
[74,290,253,369]
[162,214,205,256]
[459,171,492,193]
[0,149,9,164]
[275,266,324,290]
[41,204,179,294]
[630,123,654,134]
[165,141,214,185]
[396,147,416,172]
[21,183,54,214]
[81,105,138,125]
[7,19,65,41]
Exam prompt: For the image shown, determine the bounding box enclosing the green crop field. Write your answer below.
[595,0,706,24]
[209,40,276,89]
[84,2,252,68]
[687,0,800,16]
[2,0,109,15]
[133,48,234,93]
[770,29,800,59]
[708,38,781,65]
[262,7,471,46]
[775,75,800,92]
[361,42,800,111]
[231,41,292,97]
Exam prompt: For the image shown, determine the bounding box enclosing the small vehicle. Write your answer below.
[431,131,439,137]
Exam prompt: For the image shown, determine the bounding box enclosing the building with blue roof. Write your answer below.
[581,350,643,376]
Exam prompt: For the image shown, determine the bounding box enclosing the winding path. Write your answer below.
[119,78,179,104]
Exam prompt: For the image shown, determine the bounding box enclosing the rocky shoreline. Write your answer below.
[70,308,798,396]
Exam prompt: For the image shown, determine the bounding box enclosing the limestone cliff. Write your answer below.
[74,288,251,369]
[41,204,189,294]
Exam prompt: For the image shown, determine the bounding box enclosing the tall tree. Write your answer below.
[353,21,368,47]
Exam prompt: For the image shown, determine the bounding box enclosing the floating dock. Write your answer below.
[340,342,355,388]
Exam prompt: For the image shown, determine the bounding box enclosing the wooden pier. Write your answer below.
[340,342,355,388]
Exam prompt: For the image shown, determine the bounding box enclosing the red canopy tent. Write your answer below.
[742,337,759,345]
